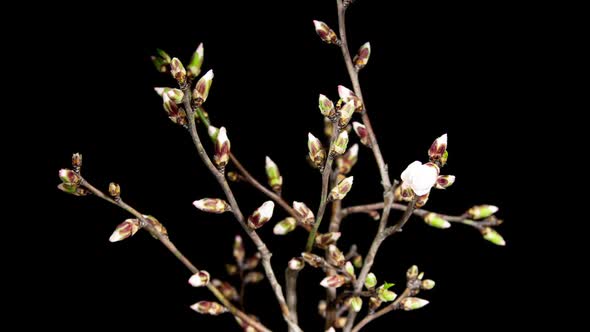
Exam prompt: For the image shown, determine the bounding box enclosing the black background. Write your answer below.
[27,0,534,330]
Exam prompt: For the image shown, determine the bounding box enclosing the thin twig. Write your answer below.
[183,90,302,332]
[325,170,343,328]
[343,197,418,331]
[351,288,412,332]
[286,268,300,332]
[306,122,340,252]
[79,178,270,332]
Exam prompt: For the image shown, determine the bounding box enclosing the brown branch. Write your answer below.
[182,91,302,332]
[305,123,340,252]
[79,178,270,332]
[343,197,418,332]
[285,268,300,332]
[351,288,412,332]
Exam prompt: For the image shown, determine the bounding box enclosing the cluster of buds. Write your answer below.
[265,156,283,194]
[353,42,371,70]
[293,201,315,225]
[398,134,455,207]
[336,144,359,174]
[193,198,231,214]
[308,133,327,170]
[247,201,275,229]
[328,176,354,201]
[313,20,339,45]
[190,301,227,316]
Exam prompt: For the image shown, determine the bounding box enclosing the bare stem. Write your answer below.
[286,268,300,332]
[79,178,270,332]
[183,92,302,332]
[306,123,340,252]
[351,287,412,332]
[325,171,343,328]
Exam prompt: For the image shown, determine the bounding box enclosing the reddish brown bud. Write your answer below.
[190,301,227,316]
[313,20,338,44]
[320,274,348,288]
[109,218,141,242]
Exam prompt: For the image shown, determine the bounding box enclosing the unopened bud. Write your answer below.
[407,265,419,280]
[421,279,436,290]
[188,271,210,287]
[435,175,456,189]
[315,232,341,249]
[162,93,187,125]
[108,182,120,198]
[353,42,371,70]
[308,133,327,170]
[320,274,348,288]
[319,94,336,118]
[401,297,429,311]
[333,131,349,155]
[378,289,397,302]
[335,317,347,329]
[336,143,359,174]
[243,253,261,270]
[428,133,448,161]
[170,57,187,85]
[193,69,214,105]
[143,215,168,237]
[247,201,275,229]
[338,85,356,102]
[468,205,499,220]
[352,255,363,268]
[109,218,141,242]
[212,279,239,301]
[328,244,345,267]
[318,300,327,317]
[187,43,204,78]
[293,201,315,225]
[481,227,506,246]
[418,272,424,280]
[274,217,297,235]
[59,169,80,185]
[166,88,184,104]
[227,171,239,182]
[244,272,264,284]
[440,150,449,166]
[190,301,227,316]
[193,198,231,214]
[57,183,88,196]
[364,272,377,289]
[349,296,363,312]
[423,213,451,229]
[338,102,355,128]
[345,261,355,277]
[265,156,283,193]
[329,176,354,201]
[301,252,323,268]
[313,20,338,44]
[226,264,238,276]
[233,235,245,264]
[151,48,171,72]
[352,122,370,146]
[288,257,305,271]
[214,126,231,170]
[72,153,82,169]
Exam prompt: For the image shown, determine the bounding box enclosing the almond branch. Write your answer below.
[182,91,302,332]
[78,177,270,332]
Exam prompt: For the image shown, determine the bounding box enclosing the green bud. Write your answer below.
[421,279,436,290]
[273,217,297,235]
[401,297,429,311]
[349,296,363,312]
[319,94,336,118]
[364,273,377,289]
[468,205,499,220]
[265,156,283,193]
[333,131,349,155]
[423,213,451,229]
[352,255,363,268]
[377,288,397,302]
[187,43,204,78]
[482,227,506,246]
